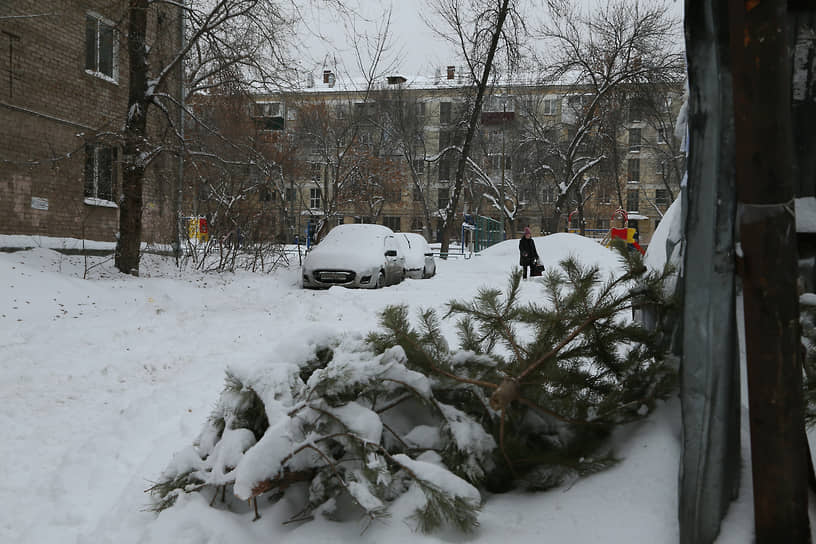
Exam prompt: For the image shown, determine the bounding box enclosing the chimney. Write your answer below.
[446,65,455,80]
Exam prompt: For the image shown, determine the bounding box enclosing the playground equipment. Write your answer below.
[601,208,645,255]
[186,216,209,242]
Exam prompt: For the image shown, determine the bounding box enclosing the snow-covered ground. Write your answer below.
[1,233,756,543]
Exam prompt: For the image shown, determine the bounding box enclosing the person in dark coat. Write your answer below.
[518,226,539,279]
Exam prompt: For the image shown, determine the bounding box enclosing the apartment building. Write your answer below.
[0,1,182,246]
[190,66,683,248]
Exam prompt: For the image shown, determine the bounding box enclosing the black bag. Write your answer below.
[530,263,545,277]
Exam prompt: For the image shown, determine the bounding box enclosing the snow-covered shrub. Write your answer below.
[149,243,676,531]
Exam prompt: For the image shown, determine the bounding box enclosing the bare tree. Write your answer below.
[522,0,684,233]
[425,0,524,255]
[374,86,436,239]
[182,91,302,270]
[115,0,306,275]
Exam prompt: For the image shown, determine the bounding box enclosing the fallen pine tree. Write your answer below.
[148,243,677,532]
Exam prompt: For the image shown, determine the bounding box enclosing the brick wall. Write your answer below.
[0,0,180,244]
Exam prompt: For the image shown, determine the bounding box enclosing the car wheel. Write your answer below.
[376,271,385,288]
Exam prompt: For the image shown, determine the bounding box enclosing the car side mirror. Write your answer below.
[424,252,433,257]
[385,250,397,257]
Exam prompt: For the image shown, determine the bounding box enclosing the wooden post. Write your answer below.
[729,0,810,541]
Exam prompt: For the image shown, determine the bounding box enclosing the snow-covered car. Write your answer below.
[399,232,436,279]
[302,224,407,289]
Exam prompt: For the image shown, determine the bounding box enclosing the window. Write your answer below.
[542,216,555,234]
[439,130,451,150]
[654,218,661,231]
[358,131,374,146]
[261,117,284,130]
[597,218,610,230]
[310,163,321,181]
[256,102,281,117]
[437,187,449,209]
[411,216,424,232]
[285,187,297,203]
[413,186,423,201]
[384,187,401,203]
[413,158,425,174]
[440,101,452,125]
[259,186,274,202]
[383,216,401,231]
[416,102,426,117]
[655,189,670,207]
[628,128,642,152]
[354,101,376,121]
[542,186,554,203]
[628,102,643,123]
[542,97,558,115]
[627,158,640,183]
[3,31,19,98]
[255,102,285,130]
[599,186,612,204]
[85,13,117,81]
[627,189,639,211]
[197,183,210,202]
[657,127,668,143]
[490,155,510,171]
[309,187,321,209]
[567,95,583,109]
[438,156,451,181]
[355,216,372,224]
[84,143,117,201]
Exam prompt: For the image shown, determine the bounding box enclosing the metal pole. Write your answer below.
[174,0,185,265]
[678,3,742,541]
[729,0,810,541]
[500,101,506,240]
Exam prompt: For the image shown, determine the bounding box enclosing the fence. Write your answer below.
[463,214,502,252]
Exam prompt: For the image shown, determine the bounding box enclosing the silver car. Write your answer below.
[399,232,436,279]
[302,224,406,289]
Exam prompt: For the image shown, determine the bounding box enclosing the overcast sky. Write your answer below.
[296,0,685,80]
[295,0,446,78]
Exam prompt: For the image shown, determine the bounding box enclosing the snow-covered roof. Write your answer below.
[266,69,609,96]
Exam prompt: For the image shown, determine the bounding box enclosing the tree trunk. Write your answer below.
[729,0,810,541]
[611,133,624,209]
[577,197,585,236]
[115,0,150,276]
[440,0,511,257]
